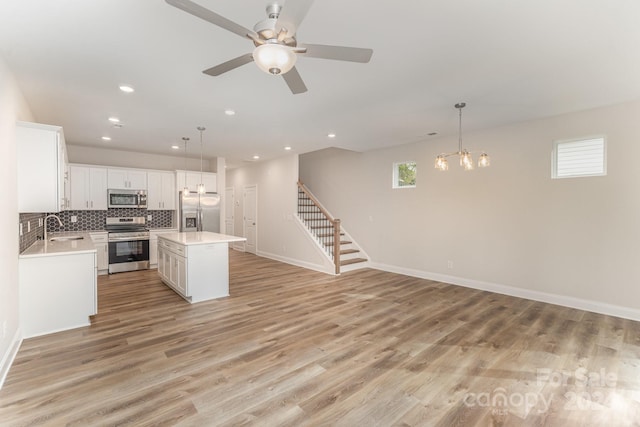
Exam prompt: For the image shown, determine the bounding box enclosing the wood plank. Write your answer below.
[1,250,639,425]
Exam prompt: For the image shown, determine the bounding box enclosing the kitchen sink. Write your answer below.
[49,236,84,242]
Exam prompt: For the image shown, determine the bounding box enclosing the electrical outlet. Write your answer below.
[71,216,78,223]
[447,260,454,269]
[147,214,152,221]
[38,218,43,227]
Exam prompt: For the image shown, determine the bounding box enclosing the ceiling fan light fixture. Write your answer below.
[253,43,296,75]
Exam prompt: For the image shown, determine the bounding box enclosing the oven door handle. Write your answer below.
[108,236,150,242]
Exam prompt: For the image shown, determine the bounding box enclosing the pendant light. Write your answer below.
[197,126,206,194]
[435,102,490,171]
[182,137,190,195]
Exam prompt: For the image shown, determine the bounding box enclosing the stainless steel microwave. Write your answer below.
[107,189,147,208]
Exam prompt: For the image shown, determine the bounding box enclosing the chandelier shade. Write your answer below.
[253,43,297,75]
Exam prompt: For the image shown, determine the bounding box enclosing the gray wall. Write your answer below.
[300,99,640,319]
[0,55,34,386]
[67,144,215,172]
[226,154,333,273]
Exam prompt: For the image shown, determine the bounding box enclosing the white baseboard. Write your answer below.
[257,250,334,275]
[0,328,22,390]
[369,262,640,322]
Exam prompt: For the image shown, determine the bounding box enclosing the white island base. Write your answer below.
[157,232,246,303]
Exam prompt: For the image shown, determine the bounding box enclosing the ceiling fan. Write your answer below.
[165,0,373,94]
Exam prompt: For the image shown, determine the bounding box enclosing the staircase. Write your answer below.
[297,181,367,274]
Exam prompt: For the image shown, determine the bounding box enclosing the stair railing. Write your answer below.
[297,181,341,274]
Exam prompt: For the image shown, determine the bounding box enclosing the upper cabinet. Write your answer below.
[107,168,147,190]
[69,165,108,210]
[175,171,217,194]
[17,121,68,213]
[147,171,176,210]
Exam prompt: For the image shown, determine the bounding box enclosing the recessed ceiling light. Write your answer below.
[108,117,120,123]
[327,133,336,139]
[253,155,260,160]
[284,146,292,151]
[171,145,180,150]
[101,136,111,141]
[224,109,236,116]
[119,85,134,93]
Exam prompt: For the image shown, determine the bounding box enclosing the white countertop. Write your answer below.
[158,231,246,246]
[20,232,98,258]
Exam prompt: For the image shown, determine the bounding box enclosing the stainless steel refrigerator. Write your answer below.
[179,191,221,232]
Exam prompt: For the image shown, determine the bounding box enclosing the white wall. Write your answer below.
[0,55,34,387]
[67,144,215,172]
[300,99,640,320]
[226,154,334,273]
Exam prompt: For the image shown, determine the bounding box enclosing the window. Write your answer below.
[552,136,606,179]
[393,161,417,188]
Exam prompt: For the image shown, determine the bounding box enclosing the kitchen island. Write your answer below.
[157,231,246,303]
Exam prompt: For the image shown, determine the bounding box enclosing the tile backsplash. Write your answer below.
[19,213,45,253]
[19,209,175,253]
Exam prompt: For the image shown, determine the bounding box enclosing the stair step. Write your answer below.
[317,232,344,238]
[325,240,352,245]
[340,257,367,266]
[340,249,360,255]
[310,225,334,229]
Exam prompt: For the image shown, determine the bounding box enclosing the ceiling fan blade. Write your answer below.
[275,0,314,36]
[203,53,254,76]
[298,43,373,63]
[165,0,257,40]
[282,67,308,94]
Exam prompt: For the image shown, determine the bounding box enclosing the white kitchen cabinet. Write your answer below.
[150,228,178,267]
[19,251,97,338]
[90,232,109,274]
[69,165,108,210]
[147,171,176,210]
[16,121,68,213]
[107,168,147,190]
[157,238,187,297]
[175,170,217,194]
[157,232,245,303]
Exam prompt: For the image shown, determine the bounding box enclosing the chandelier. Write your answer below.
[182,137,190,195]
[197,126,206,194]
[435,102,490,171]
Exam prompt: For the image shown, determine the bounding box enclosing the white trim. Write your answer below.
[369,261,640,322]
[0,328,23,390]
[257,250,334,275]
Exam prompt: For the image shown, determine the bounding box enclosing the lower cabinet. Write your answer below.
[19,252,97,338]
[158,239,187,297]
[90,232,108,275]
[150,229,179,267]
[157,236,230,303]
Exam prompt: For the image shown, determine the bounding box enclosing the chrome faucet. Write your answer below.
[43,214,63,241]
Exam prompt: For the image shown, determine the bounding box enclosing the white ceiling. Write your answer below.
[1,0,639,168]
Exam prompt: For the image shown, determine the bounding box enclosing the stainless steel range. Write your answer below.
[106,217,150,274]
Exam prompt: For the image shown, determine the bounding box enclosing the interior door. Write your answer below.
[243,185,257,254]
[225,187,234,236]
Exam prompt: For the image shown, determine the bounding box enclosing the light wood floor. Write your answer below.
[1,251,640,426]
